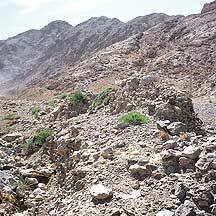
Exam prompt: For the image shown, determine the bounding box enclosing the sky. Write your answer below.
[0,0,213,40]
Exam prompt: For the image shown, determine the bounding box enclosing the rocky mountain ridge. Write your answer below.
[28,6,215,100]
[0,13,171,96]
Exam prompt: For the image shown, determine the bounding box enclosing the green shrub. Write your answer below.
[20,128,53,149]
[2,112,17,120]
[118,111,149,125]
[92,87,115,109]
[68,90,88,105]
[31,105,41,117]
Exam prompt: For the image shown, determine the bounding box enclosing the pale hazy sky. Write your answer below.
[0,0,212,40]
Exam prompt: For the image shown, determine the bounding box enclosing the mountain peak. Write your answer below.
[41,20,72,32]
[76,16,123,28]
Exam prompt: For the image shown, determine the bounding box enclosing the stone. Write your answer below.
[90,184,113,200]
[156,120,171,130]
[182,146,201,159]
[211,204,216,215]
[141,75,156,85]
[179,157,192,168]
[175,204,196,216]
[101,147,114,159]
[128,164,152,178]
[156,210,174,216]
[127,157,149,167]
[26,177,38,186]
[193,189,214,210]
[175,183,189,201]
[195,157,213,171]
[163,140,177,150]
[2,132,22,142]
[167,122,188,136]
[160,149,182,160]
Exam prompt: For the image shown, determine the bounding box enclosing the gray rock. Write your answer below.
[2,132,22,142]
[182,146,201,159]
[157,120,171,130]
[167,122,188,136]
[26,177,38,186]
[179,157,192,168]
[128,164,152,178]
[195,157,213,171]
[101,147,114,159]
[175,183,189,201]
[163,140,177,150]
[90,184,113,200]
[175,204,196,216]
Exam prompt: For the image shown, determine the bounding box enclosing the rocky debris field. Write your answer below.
[0,75,216,216]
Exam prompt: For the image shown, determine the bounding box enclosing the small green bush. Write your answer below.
[118,111,149,125]
[92,87,115,109]
[2,112,16,120]
[68,90,88,105]
[31,105,41,117]
[20,128,53,149]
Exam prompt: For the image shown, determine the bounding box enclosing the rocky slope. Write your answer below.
[30,3,215,100]
[0,2,216,216]
[0,13,171,96]
[0,74,216,216]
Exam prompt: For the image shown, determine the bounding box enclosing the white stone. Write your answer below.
[156,210,174,216]
[90,184,113,200]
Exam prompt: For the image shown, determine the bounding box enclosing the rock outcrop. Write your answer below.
[201,0,216,13]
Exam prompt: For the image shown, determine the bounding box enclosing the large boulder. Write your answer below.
[155,93,204,135]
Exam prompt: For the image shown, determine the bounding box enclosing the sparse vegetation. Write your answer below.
[31,105,41,117]
[68,90,88,105]
[2,112,17,121]
[48,100,58,107]
[92,87,115,109]
[12,176,30,191]
[118,111,149,125]
[56,92,69,100]
[4,125,16,134]
[20,128,53,149]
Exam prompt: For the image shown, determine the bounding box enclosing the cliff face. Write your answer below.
[0,14,171,96]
